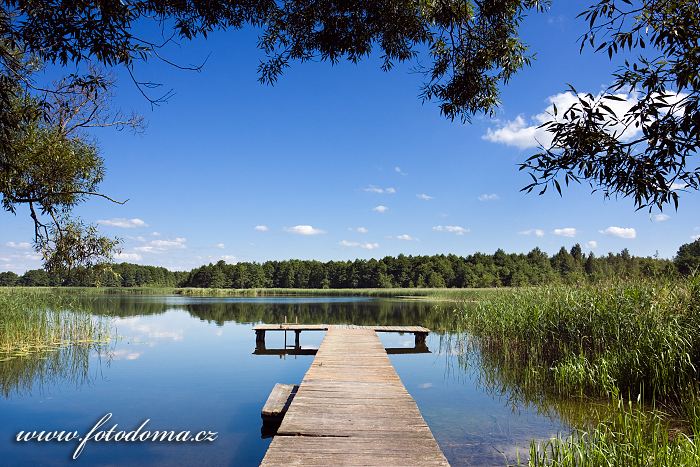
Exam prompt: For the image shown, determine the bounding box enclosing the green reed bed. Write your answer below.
[465,279,700,400]
[0,289,110,362]
[530,398,700,466]
[460,279,700,466]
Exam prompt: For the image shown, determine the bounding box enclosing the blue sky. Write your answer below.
[1,3,698,272]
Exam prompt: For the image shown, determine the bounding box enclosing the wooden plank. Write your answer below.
[260,326,448,466]
[261,383,298,419]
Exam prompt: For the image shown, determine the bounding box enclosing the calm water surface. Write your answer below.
[0,296,571,466]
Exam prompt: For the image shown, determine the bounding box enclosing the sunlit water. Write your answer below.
[0,296,570,466]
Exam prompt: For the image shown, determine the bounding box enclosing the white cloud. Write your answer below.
[339,240,380,250]
[372,205,389,213]
[416,193,434,201]
[586,240,598,249]
[692,235,700,241]
[151,238,187,248]
[284,225,325,236]
[483,91,686,150]
[151,232,161,236]
[114,252,143,262]
[364,186,384,193]
[219,255,237,262]
[5,241,31,249]
[652,214,670,222]
[396,234,415,241]
[671,183,688,191]
[600,226,637,239]
[215,243,225,249]
[363,186,396,194]
[394,166,407,175]
[519,229,545,238]
[97,218,147,228]
[478,193,500,202]
[254,225,269,232]
[351,227,368,234]
[432,225,469,236]
[553,227,577,238]
[483,92,617,149]
[135,237,187,253]
[483,115,543,150]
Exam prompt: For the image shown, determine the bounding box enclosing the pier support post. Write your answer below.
[294,330,301,349]
[415,332,427,348]
[256,330,266,350]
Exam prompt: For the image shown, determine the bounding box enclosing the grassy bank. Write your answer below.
[0,286,502,301]
[0,289,110,362]
[173,286,501,300]
[459,279,700,465]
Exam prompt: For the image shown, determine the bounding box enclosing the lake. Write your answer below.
[0,295,571,466]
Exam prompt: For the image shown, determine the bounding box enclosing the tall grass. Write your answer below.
[464,279,700,400]
[0,289,110,362]
[458,278,700,465]
[530,398,700,466]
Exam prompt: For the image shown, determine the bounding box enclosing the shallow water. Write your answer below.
[0,295,570,466]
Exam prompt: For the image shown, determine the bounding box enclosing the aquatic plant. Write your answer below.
[529,397,700,466]
[0,289,110,362]
[457,278,700,465]
[463,278,700,402]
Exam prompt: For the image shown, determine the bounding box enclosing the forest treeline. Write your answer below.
[2,240,699,288]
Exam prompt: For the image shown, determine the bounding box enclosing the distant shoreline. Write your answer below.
[0,286,504,301]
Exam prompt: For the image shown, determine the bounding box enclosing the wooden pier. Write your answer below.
[258,325,449,466]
